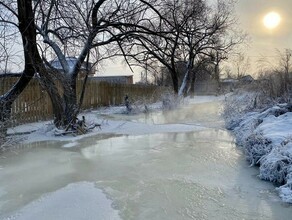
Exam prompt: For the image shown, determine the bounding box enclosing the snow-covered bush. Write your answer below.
[232,113,262,142]
[161,92,180,110]
[225,94,292,167]
[223,89,271,130]
[223,92,257,120]
[244,133,273,166]
[224,86,292,203]
[121,90,177,114]
[277,165,292,203]
[258,70,291,103]
[258,143,292,184]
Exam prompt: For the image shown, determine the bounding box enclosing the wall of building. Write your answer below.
[90,75,133,84]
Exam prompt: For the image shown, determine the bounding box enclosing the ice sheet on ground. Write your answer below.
[4,182,121,220]
[2,94,292,218]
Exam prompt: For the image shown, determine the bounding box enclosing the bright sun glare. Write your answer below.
[263,12,281,29]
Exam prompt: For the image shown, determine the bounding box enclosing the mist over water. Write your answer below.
[0,101,291,219]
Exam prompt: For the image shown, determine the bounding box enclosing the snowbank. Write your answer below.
[224,92,292,203]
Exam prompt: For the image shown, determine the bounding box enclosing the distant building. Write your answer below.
[49,57,95,78]
[0,72,22,78]
[90,75,133,84]
[239,75,254,83]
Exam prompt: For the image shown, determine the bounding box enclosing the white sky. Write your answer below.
[235,0,292,74]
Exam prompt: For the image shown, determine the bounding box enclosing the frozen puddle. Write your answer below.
[4,182,120,220]
[1,101,292,219]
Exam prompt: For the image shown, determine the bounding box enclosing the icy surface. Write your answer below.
[1,96,292,219]
[4,182,120,220]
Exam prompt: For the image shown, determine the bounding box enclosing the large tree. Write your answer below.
[124,0,243,95]
[0,0,163,136]
[34,0,163,127]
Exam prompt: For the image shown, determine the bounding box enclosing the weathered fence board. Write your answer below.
[1,78,166,125]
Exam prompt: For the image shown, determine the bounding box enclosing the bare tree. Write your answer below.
[182,0,245,96]
[0,0,163,135]
[277,49,292,93]
[123,0,243,96]
[34,0,165,128]
[233,52,250,79]
[256,48,292,100]
[119,0,186,94]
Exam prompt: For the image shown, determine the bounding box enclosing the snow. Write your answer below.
[224,92,292,203]
[256,113,292,145]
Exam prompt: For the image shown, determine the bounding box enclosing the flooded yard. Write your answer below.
[0,101,291,219]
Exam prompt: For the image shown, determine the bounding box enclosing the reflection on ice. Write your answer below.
[1,99,292,219]
[5,182,121,220]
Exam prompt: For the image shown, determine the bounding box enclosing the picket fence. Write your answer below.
[0,78,166,125]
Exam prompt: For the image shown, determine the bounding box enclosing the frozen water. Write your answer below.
[1,99,292,219]
[3,182,120,220]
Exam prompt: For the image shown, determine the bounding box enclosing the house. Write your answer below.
[49,57,95,78]
[239,75,254,83]
[89,75,133,84]
[0,72,22,78]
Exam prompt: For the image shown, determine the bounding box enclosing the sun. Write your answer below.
[263,12,281,29]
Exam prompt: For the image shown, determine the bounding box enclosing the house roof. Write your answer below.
[49,57,92,71]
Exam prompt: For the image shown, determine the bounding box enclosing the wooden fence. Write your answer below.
[1,77,167,126]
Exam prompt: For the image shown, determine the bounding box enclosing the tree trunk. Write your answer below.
[178,68,191,97]
[59,76,78,127]
[170,69,179,94]
[178,60,193,97]
[0,99,13,143]
[189,71,197,98]
[214,51,220,83]
[37,71,65,127]
[0,0,39,141]
[38,72,79,129]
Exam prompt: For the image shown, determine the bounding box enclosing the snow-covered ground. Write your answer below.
[224,92,292,203]
[6,96,222,145]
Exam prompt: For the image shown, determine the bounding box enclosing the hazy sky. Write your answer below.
[235,0,292,73]
[110,0,292,79]
[4,1,290,80]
